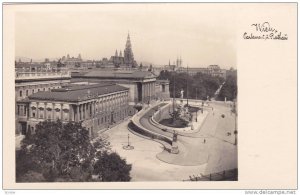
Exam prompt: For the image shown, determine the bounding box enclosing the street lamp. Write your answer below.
[233,100,238,145]
[123,133,134,150]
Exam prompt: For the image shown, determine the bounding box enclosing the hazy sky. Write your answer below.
[15,4,237,68]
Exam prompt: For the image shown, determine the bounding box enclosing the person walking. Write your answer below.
[204,139,206,144]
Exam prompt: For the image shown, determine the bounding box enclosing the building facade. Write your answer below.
[16,82,130,137]
[72,70,170,106]
[15,69,71,101]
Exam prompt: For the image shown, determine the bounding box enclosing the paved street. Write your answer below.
[102,100,237,181]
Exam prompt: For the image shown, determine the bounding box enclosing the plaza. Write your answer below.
[101,100,237,181]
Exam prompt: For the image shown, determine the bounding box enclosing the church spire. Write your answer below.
[124,32,135,66]
[115,50,118,57]
[126,32,132,48]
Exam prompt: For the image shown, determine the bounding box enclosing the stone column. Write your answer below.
[28,104,31,118]
[80,104,83,120]
[149,83,151,102]
[60,104,63,120]
[36,102,39,119]
[69,105,73,121]
[93,102,96,117]
[77,105,80,122]
[44,103,46,120]
[52,103,55,120]
[82,104,85,120]
[86,103,89,119]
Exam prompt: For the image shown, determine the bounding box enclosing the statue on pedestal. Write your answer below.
[180,89,184,99]
[171,130,179,154]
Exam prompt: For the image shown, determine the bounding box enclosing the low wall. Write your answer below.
[129,101,173,148]
[150,101,210,134]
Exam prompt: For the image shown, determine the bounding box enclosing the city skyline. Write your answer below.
[15,4,236,68]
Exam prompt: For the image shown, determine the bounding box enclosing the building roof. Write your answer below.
[73,70,157,80]
[28,83,128,102]
[156,79,170,84]
[17,97,30,103]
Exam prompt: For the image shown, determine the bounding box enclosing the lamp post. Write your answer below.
[127,133,130,147]
[186,65,189,107]
[233,100,238,145]
[123,133,134,150]
[173,70,175,119]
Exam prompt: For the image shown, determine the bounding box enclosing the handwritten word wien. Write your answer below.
[244,22,288,40]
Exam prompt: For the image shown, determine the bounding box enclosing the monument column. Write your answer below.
[149,83,152,102]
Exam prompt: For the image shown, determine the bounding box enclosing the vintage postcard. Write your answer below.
[2,3,297,190]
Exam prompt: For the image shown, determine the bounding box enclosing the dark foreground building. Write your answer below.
[16,82,130,137]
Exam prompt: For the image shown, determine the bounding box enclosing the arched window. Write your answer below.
[19,90,22,97]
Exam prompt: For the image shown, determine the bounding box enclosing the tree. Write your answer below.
[158,70,223,100]
[17,120,111,182]
[93,151,132,181]
[217,75,237,101]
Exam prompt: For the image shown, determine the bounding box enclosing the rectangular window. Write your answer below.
[19,91,22,97]
[26,90,28,96]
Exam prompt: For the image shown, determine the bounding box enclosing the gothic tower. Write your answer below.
[124,33,135,66]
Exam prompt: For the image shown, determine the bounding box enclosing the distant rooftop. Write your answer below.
[29,83,128,102]
[72,70,157,80]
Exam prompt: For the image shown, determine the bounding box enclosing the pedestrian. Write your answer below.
[204,139,206,144]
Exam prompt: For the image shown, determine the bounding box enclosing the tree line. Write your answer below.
[16,120,131,182]
[217,75,237,101]
[158,70,225,100]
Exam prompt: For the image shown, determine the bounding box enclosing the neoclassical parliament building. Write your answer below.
[15,34,170,137]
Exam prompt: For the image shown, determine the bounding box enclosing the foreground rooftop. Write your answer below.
[28,82,128,102]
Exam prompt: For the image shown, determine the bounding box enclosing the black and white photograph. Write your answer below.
[2,2,297,191]
[13,3,237,182]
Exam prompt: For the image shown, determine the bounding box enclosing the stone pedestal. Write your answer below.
[171,141,179,154]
